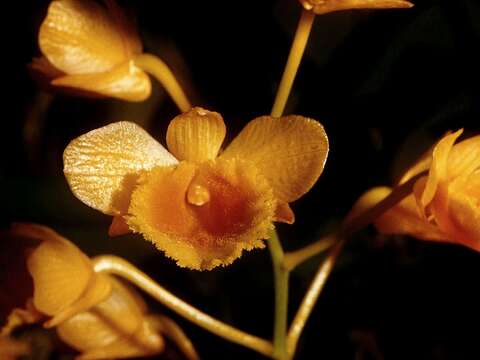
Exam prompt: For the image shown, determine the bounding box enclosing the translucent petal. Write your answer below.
[446,190,480,251]
[39,0,139,75]
[299,0,413,15]
[274,202,295,224]
[52,61,151,102]
[421,130,462,207]
[166,107,226,162]
[64,121,177,215]
[128,159,275,270]
[19,224,93,316]
[221,115,328,203]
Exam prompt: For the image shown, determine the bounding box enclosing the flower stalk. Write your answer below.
[268,230,289,360]
[92,255,273,357]
[133,53,191,112]
[271,9,315,118]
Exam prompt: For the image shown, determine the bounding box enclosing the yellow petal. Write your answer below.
[299,0,413,15]
[444,189,480,251]
[39,0,139,75]
[166,107,226,162]
[64,121,177,215]
[57,277,164,359]
[221,115,328,203]
[52,61,151,102]
[128,159,275,270]
[17,224,93,317]
[448,134,480,181]
[421,130,462,207]
[44,273,112,328]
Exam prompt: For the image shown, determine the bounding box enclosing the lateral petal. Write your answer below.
[52,61,151,102]
[64,121,177,215]
[221,115,328,203]
[16,224,94,317]
[166,107,226,162]
[39,0,132,75]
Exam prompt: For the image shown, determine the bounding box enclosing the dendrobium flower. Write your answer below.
[63,107,329,270]
[351,130,480,251]
[31,0,150,102]
[298,0,413,15]
[2,224,197,360]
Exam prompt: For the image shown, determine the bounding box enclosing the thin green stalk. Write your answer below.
[268,230,289,360]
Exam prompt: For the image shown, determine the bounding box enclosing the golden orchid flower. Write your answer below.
[351,130,480,251]
[0,336,29,360]
[63,107,329,270]
[31,0,150,102]
[9,224,112,329]
[298,0,413,15]
[3,224,197,360]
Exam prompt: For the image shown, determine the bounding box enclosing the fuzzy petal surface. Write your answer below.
[128,159,276,270]
[64,122,177,215]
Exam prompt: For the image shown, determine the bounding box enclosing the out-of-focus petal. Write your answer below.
[57,278,164,359]
[0,336,29,359]
[221,115,328,203]
[166,107,226,162]
[128,159,275,270]
[17,224,93,317]
[39,0,136,75]
[421,130,462,207]
[52,61,151,102]
[44,273,112,328]
[64,122,177,215]
[299,0,413,15]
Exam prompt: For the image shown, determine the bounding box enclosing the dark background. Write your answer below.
[2,0,480,359]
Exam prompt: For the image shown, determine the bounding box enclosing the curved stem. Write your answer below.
[268,230,289,360]
[133,53,191,112]
[284,235,335,271]
[286,172,426,356]
[92,255,273,357]
[287,238,345,357]
[271,9,315,117]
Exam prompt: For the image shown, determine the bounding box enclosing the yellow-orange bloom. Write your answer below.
[352,130,480,251]
[31,0,150,102]
[63,107,329,270]
[298,0,413,15]
[3,224,196,360]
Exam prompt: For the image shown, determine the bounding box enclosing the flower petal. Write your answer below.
[221,115,328,203]
[16,224,94,316]
[39,0,138,75]
[166,107,226,162]
[64,121,177,215]
[421,130,462,208]
[128,159,275,270]
[52,61,151,102]
[299,0,413,15]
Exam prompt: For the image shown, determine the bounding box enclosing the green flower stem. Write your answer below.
[133,53,191,112]
[92,255,273,357]
[271,9,315,118]
[286,172,427,357]
[268,229,290,360]
[283,235,336,271]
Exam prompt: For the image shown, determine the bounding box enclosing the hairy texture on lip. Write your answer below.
[128,159,275,270]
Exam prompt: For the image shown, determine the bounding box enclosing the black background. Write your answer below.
[2,0,480,359]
